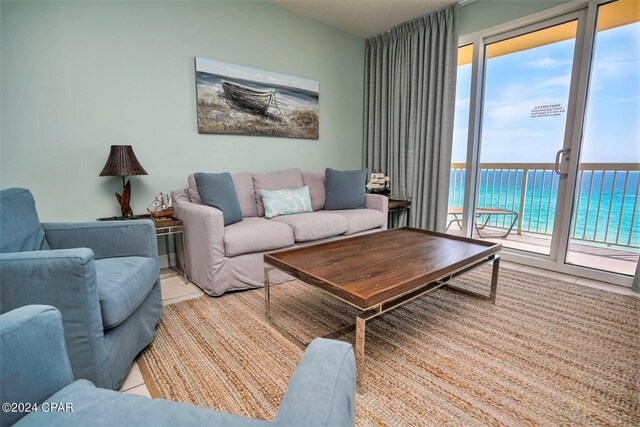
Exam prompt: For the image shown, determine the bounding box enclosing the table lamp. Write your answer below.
[99,145,148,219]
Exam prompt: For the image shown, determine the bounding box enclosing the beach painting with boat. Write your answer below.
[195,57,319,139]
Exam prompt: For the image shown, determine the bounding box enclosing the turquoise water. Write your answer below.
[448,169,640,248]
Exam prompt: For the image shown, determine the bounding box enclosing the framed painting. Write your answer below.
[195,57,319,139]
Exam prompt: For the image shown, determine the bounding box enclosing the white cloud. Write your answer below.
[526,57,571,69]
[589,51,640,92]
[485,97,560,124]
[455,96,470,109]
[481,77,571,130]
[480,127,562,162]
[538,73,572,88]
[483,127,551,141]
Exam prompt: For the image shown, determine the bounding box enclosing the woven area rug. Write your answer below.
[138,266,639,426]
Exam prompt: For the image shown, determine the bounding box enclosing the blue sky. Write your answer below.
[452,21,640,164]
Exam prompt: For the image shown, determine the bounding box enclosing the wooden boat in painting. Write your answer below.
[221,81,276,115]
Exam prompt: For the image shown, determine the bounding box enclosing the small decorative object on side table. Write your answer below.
[388,199,411,228]
[366,171,390,196]
[97,214,188,283]
[147,192,175,218]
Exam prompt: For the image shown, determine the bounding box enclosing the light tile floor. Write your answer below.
[504,262,636,296]
[120,264,636,396]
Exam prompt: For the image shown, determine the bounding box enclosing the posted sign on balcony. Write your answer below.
[531,104,566,118]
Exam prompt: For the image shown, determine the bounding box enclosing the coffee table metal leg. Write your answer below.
[264,267,271,320]
[355,315,366,392]
[490,255,500,303]
[354,305,380,393]
[443,254,500,302]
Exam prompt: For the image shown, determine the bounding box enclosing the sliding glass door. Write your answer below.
[565,0,640,276]
[473,18,579,255]
[451,0,639,285]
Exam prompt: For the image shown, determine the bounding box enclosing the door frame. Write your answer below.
[551,2,597,271]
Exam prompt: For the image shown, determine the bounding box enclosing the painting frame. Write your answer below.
[195,57,319,139]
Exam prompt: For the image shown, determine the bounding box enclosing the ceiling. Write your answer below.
[268,0,458,39]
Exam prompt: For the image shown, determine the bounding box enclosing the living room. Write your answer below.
[1,0,638,425]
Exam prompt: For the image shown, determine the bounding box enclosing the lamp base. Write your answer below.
[115,178,134,217]
[113,215,139,221]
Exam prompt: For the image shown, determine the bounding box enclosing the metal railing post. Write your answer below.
[517,168,529,236]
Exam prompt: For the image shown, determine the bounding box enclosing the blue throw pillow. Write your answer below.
[261,186,313,219]
[194,172,242,226]
[324,168,368,210]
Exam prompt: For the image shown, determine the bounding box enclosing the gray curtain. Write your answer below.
[363,5,458,231]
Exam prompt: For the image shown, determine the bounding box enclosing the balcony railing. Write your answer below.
[448,162,640,249]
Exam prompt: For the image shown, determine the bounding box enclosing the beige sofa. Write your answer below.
[172,168,388,296]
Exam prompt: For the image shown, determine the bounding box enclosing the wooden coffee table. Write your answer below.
[263,227,501,389]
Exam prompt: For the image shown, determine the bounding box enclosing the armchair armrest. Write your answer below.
[0,249,107,386]
[0,305,74,427]
[366,194,388,230]
[275,338,355,427]
[42,220,158,261]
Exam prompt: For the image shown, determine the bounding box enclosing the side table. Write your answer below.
[97,214,188,283]
[388,199,411,228]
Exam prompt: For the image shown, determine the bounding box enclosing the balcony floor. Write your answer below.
[447,226,639,277]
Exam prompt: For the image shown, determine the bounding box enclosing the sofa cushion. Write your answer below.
[334,209,385,235]
[261,186,313,219]
[302,172,327,211]
[195,172,243,226]
[188,173,259,218]
[95,257,158,330]
[271,212,348,242]
[224,217,294,257]
[0,188,50,253]
[253,169,304,217]
[325,168,368,210]
[302,172,326,211]
[232,173,259,218]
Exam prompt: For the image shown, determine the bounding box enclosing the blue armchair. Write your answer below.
[0,188,162,390]
[0,306,356,427]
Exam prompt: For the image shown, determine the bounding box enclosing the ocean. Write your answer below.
[448,168,640,248]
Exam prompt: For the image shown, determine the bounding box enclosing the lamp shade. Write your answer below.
[99,145,148,177]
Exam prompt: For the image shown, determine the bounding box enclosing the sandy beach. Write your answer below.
[197,85,319,139]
